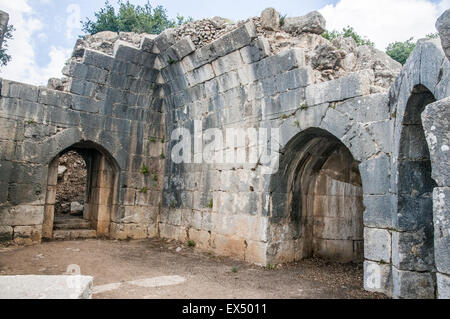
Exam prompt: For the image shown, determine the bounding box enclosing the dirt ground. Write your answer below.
[0,238,388,299]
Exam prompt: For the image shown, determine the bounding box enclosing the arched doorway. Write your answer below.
[269,128,364,263]
[396,85,437,271]
[42,141,119,240]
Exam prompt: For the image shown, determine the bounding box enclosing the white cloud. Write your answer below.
[0,0,71,86]
[66,3,81,41]
[319,0,449,50]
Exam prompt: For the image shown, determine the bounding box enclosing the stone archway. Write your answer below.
[268,128,364,264]
[42,141,120,239]
[393,85,437,297]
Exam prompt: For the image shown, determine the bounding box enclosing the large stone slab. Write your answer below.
[437,272,450,299]
[436,9,450,61]
[0,275,93,299]
[282,11,326,35]
[392,268,435,299]
[433,187,450,275]
[422,97,450,187]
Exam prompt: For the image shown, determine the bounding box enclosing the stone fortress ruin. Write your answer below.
[0,7,449,299]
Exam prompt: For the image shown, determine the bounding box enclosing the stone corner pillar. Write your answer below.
[436,9,450,61]
[422,97,450,299]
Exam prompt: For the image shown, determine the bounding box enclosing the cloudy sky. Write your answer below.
[0,0,448,86]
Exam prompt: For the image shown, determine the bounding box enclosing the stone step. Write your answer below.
[53,219,91,230]
[53,229,97,240]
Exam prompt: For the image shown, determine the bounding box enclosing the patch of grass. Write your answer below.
[300,102,308,110]
[161,136,165,143]
[25,119,36,125]
[266,263,276,270]
[139,187,148,193]
[279,14,287,27]
[170,199,176,208]
[160,152,166,159]
[280,114,289,120]
[207,199,213,209]
[187,240,196,247]
[167,56,176,65]
[392,110,397,119]
[329,102,337,109]
[149,137,157,143]
[294,120,300,128]
[153,174,158,182]
[232,267,238,273]
[141,164,150,175]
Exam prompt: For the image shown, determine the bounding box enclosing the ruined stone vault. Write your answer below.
[0,8,449,299]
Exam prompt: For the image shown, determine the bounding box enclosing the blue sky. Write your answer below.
[0,0,448,85]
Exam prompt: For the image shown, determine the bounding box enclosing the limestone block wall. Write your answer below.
[0,36,165,243]
[422,97,450,299]
[0,9,448,300]
[157,21,449,299]
[157,21,395,274]
[389,39,450,299]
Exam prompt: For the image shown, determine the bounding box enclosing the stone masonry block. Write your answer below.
[169,37,196,61]
[363,194,394,228]
[364,228,391,263]
[1,80,39,102]
[392,267,435,299]
[437,272,450,299]
[359,154,390,195]
[306,70,374,106]
[239,37,271,64]
[364,261,392,296]
[433,187,450,275]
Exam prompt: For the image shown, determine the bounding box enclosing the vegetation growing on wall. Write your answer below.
[322,26,375,47]
[0,24,14,68]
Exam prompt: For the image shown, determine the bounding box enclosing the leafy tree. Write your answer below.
[0,24,14,68]
[386,34,439,65]
[81,0,193,35]
[386,38,416,65]
[322,26,375,47]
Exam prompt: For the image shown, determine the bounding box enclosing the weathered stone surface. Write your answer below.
[282,11,326,35]
[0,8,448,300]
[364,228,391,263]
[260,8,280,31]
[422,97,450,187]
[0,225,13,241]
[168,37,196,61]
[433,187,450,275]
[70,201,84,216]
[392,229,435,272]
[364,261,392,296]
[306,70,374,106]
[437,273,450,299]
[154,28,177,53]
[0,205,44,226]
[363,195,394,228]
[0,276,93,299]
[436,9,450,61]
[392,268,435,299]
[359,155,390,195]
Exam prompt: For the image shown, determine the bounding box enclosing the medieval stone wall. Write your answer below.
[0,35,165,243]
[0,8,448,299]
